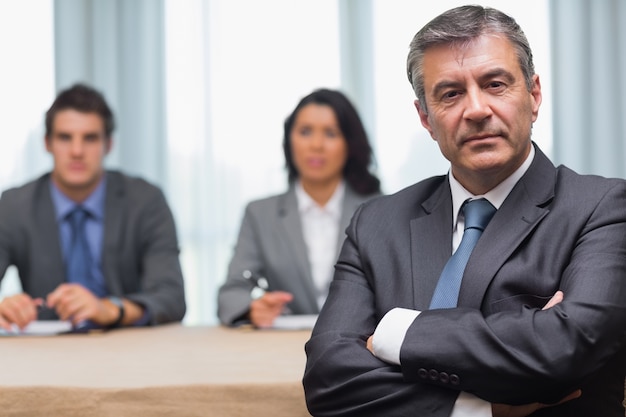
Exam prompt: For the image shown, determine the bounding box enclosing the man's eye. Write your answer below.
[443,91,460,100]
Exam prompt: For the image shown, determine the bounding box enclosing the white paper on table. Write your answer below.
[0,320,73,336]
[271,314,318,330]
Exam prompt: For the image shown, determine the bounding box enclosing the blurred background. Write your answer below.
[1,0,624,325]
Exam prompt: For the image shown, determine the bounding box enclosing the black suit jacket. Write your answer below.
[304,145,626,416]
[0,171,186,324]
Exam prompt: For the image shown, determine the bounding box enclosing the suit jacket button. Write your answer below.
[428,369,439,380]
[439,372,449,384]
[418,368,428,379]
[450,374,460,385]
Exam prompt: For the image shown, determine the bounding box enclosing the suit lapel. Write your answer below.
[458,146,556,308]
[410,180,453,310]
[33,175,66,294]
[278,189,318,311]
[102,171,125,294]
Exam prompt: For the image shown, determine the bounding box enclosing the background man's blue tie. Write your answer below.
[429,198,496,309]
[66,207,95,292]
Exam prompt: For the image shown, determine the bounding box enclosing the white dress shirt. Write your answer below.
[296,181,345,309]
[372,146,535,416]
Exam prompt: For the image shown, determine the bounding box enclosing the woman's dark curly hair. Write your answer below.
[282,88,381,195]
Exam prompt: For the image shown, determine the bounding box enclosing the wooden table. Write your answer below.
[0,324,312,417]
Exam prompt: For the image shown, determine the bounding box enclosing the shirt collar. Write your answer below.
[295,180,345,218]
[50,174,107,221]
[449,145,535,227]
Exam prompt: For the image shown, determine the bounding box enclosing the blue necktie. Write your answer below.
[429,198,496,309]
[66,207,95,292]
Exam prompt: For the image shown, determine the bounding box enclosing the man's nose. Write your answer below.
[70,138,85,155]
[463,88,493,121]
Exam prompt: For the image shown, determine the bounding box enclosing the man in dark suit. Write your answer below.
[304,5,626,417]
[0,84,186,332]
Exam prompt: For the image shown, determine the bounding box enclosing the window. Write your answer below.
[0,0,55,296]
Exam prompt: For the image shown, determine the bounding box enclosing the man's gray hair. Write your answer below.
[407,5,535,113]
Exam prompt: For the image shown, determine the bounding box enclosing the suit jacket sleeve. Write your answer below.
[0,190,16,283]
[111,179,186,325]
[0,177,68,301]
[217,202,263,325]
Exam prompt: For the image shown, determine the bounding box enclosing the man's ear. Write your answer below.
[105,137,113,155]
[415,99,435,139]
[529,74,542,123]
[44,136,52,153]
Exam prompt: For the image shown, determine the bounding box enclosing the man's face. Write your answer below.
[416,34,542,194]
[45,109,111,200]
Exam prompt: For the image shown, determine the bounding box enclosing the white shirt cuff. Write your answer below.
[372,309,492,417]
[372,307,419,364]
[451,392,492,417]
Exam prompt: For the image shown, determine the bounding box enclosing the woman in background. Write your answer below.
[218,88,381,328]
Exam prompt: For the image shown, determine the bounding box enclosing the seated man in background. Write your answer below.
[0,83,186,331]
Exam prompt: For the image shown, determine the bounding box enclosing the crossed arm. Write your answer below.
[364,291,581,417]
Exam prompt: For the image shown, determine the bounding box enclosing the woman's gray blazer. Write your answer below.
[217,185,379,326]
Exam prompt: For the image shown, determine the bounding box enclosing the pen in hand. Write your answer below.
[36,297,89,332]
[243,270,269,299]
[35,298,61,322]
[35,297,52,313]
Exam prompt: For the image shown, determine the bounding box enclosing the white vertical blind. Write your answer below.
[550,0,626,177]
[54,0,167,186]
[0,0,55,296]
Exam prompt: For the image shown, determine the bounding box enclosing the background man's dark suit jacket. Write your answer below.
[0,170,186,324]
[304,145,626,417]
[218,185,379,326]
